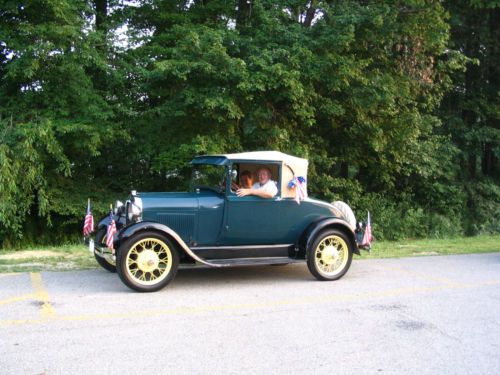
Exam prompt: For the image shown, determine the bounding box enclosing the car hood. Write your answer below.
[137,190,222,212]
[136,191,224,244]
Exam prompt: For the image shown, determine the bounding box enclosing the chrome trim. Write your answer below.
[127,196,143,222]
[191,244,294,250]
[162,227,224,267]
[94,245,116,262]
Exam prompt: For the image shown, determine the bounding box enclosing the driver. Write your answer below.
[236,167,277,198]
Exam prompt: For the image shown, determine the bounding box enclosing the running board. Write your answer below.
[179,257,304,269]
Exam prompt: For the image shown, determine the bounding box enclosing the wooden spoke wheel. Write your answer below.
[307,229,353,281]
[117,231,179,292]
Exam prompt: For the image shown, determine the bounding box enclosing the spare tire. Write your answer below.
[331,201,356,230]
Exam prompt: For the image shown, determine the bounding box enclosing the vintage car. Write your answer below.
[87,151,367,292]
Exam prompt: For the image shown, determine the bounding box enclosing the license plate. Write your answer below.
[88,239,94,253]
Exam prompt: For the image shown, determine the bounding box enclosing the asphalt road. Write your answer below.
[1,253,499,375]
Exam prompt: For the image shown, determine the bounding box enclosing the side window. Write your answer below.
[230,163,255,192]
[230,163,280,197]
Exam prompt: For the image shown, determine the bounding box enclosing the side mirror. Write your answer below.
[231,169,238,180]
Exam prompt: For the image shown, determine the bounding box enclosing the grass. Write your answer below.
[0,244,97,273]
[360,234,500,259]
[0,235,499,273]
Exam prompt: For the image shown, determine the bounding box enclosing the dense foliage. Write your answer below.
[0,0,498,247]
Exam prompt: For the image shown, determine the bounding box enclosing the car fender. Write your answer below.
[117,221,221,267]
[97,214,126,231]
[301,217,360,256]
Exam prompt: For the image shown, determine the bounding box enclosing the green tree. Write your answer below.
[0,0,125,245]
[441,1,500,234]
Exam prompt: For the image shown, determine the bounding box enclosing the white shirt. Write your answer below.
[252,180,278,197]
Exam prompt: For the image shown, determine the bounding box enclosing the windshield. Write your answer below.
[190,164,227,193]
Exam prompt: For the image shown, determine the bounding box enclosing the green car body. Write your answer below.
[88,151,362,292]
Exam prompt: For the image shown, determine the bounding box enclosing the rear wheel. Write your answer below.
[116,231,179,292]
[307,229,353,281]
[94,228,117,273]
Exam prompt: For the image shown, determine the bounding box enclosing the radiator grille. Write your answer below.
[156,213,195,241]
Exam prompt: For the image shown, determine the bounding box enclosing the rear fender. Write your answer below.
[299,218,359,256]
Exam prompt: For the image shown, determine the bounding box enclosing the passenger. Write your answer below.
[237,167,278,198]
[231,170,253,191]
[239,170,254,189]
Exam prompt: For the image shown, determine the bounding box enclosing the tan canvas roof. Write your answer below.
[222,151,308,199]
[191,151,309,199]
[222,151,308,171]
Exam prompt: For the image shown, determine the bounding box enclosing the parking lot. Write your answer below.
[1,253,499,374]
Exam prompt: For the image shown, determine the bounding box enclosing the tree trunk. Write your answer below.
[236,0,252,31]
[95,0,108,34]
[303,1,317,27]
[93,0,108,92]
[482,7,500,177]
[340,162,348,179]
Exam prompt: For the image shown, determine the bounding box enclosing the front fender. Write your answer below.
[300,217,359,256]
[117,221,219,267]
[98,214,126,231]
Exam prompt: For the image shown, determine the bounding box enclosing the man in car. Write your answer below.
[236,167,278,198]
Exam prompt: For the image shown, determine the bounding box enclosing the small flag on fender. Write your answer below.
[83,199,94,236]
[362,211,373,247]
[106,208,117,253]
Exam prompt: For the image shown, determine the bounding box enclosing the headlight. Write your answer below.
[114,200,124,215]
[127,196,143,222]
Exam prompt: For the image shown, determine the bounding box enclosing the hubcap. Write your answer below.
[315,235,348,277]
[320,245,339,265]
[125,238,173,286]
[137,250,159,273]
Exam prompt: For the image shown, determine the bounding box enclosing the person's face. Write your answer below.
[257,169,270,184]
[240,174,252,188]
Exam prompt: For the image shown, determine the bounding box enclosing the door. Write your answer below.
[219,194,286,245]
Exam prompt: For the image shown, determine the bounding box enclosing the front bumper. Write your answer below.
[84,235,116,262]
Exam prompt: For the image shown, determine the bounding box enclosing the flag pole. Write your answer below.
[367,210,371,254]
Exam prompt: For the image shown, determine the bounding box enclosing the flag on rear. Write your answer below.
[362,211,373,247]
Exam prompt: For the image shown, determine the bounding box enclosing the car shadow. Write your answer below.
[173,263,312,287]
[54,264,314,294]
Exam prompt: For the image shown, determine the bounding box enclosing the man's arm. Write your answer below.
[236,188,274,198]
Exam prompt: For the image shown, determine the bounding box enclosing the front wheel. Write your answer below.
[116,231,179,292]
[307,229,353,281]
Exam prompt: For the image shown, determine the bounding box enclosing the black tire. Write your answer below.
[307,228,353,281]
[116,231,180,292]
[94,227,117,273]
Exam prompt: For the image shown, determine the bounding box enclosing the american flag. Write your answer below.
[362,211,373,247]
[289,176,308,204]
[106,210,116,251]
[83,199,94,236]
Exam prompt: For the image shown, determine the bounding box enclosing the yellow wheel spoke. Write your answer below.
[125,237,174,286]
[314,235,349,277]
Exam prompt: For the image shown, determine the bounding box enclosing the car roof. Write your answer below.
[191,151,309,199]
[191,151,308,168]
